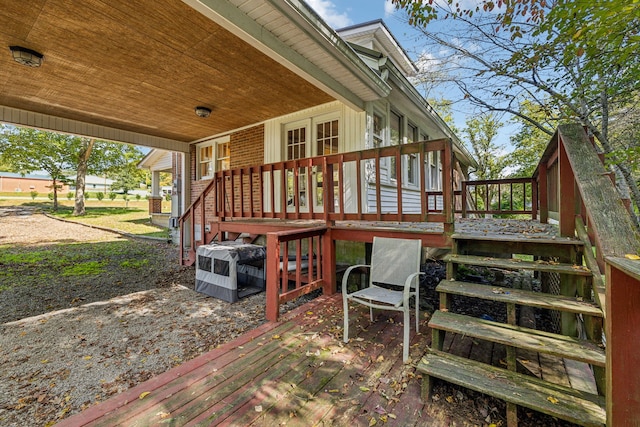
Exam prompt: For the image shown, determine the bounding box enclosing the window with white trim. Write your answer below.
[197,136,230,180]
[373,112,384,148]
[389,111,402,181]
[407,122,419,185]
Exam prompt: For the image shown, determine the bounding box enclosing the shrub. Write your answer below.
[67,192,74,200]
[48,192,54,200]
[165,192,171,202]
[135,194,141,201]
[84,192,91,200]
[96,192,104,201]
[122,194,129,201]
[30,191,38,200]
[109,192,117,201]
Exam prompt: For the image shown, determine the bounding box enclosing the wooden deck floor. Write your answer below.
[58,293,585,427]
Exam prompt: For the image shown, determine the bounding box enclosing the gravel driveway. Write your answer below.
[0,209,270,427]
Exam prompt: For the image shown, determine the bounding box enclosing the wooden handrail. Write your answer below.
[536,124,640,424]
[179,139,456,262]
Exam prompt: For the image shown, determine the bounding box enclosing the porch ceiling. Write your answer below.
[0,0,343,151]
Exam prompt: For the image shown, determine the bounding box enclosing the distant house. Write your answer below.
[0,171,68,194]
[138,149,185,228]
[0,171,114,195]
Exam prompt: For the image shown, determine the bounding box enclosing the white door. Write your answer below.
[284,120,310,213]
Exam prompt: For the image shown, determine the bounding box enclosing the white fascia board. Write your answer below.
[183,0,390,111]
[0,105,189,153]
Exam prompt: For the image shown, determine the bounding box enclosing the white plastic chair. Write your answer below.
[342,237,424,362]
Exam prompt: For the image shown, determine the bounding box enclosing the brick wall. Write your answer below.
[189,125,266,222]
[230,125,265,168]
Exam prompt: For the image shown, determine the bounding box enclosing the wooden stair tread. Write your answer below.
[418,350,606,427]
[443,254,592,276]
[429,311,605,367]
[436,280,603,317]
[452,233,583,246]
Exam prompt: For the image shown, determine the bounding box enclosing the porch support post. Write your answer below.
[266,232,281,322]
[605,258,640,427]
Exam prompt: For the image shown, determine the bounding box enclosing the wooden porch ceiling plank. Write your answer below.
[1,0,333,143]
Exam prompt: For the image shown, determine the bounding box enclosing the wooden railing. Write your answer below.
[179,139,455,263]
[461,177,537,219]
[536,124,640,425]
[265,226,334,321]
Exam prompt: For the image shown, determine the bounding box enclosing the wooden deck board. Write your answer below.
[59,291,594,427]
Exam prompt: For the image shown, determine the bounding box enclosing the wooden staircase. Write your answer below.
[417,233,606,426]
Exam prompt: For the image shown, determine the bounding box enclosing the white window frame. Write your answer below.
[196,135,230,180]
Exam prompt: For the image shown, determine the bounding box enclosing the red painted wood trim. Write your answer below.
[605,261,640,426]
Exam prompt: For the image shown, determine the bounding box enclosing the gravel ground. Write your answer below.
[0,208,278,427]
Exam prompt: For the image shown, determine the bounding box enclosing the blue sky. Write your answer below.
[304,0,518,151]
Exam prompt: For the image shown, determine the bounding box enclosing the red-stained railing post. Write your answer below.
[605,258,640,427]
[322,227,336,295]
[538,162,548,223]
[265,232,281,322]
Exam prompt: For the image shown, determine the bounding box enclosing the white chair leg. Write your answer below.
[343,296,349,343]
[403,308,410,362]
[369,305,373,322]
[415,296,419,330]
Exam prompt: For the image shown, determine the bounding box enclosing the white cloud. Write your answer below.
[384,0,396,17]
[305,0,352,28]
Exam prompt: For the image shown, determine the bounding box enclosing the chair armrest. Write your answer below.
[342,264,371,296]
[403,272,425,299]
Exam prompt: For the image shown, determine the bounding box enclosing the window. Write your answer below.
[285,122,309,208]
[389,111,402,180]
[197,136,230,180]
[316,119,339,155]
[216,141,230,171]
[199,145,213,179]
[407,123,419,185]
[287,126,307,160]
[373,113,384,148]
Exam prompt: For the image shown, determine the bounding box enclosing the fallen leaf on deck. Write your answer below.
[255,405,263,412]
[445,395,454,403]
[374,405,387,415]
[83,356,92,360]
[376,355,384,363]
[139,392,150,400]
[547,396,559,404]
[272,334,281,340]
[369,417,377,426]
[388,413,396,419]
[359,386,370,392]
[625,254,640,260]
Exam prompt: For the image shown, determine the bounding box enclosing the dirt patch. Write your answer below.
[0,210,279,426]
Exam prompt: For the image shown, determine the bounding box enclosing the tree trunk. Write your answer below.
[73,138,95,216]
[52,178,58,211]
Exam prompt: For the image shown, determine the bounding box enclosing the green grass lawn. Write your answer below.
[0,197,171,238]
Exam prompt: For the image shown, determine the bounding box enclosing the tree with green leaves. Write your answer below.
[392,0,640,223]
[0,125,148,214]
[464,114,505,181]
[506,100,558,178]
[108,145,147,208]
[0,125,75,210]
